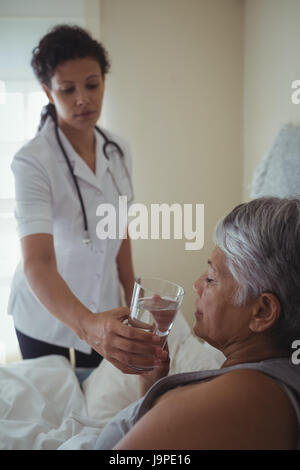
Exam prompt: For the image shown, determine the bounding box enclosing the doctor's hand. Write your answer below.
[80,307,165,374]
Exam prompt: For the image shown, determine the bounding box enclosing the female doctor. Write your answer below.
[8,24,164,371]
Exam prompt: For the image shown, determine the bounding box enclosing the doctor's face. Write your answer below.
[43,57,105,132]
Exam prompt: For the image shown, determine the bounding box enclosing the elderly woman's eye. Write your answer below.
[205,277,214,284]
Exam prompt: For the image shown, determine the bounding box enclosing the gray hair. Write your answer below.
[213,197,300,350]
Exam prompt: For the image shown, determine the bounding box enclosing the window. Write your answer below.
[0,0,100,363]
[0,80,47,362]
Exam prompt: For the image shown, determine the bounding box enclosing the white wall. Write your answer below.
[243,0,300,200]
[100,0,244,327]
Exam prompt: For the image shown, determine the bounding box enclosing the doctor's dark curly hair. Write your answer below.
[31,24,111,130]
[31,24,111,87]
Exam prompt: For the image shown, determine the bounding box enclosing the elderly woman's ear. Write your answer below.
[249,293,281,333]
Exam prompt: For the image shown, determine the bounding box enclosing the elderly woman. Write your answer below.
[86,197,300,450]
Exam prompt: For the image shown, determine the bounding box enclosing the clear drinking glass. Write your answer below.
[129,277,185,370]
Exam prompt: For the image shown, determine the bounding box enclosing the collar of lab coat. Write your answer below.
[43,117,109,192]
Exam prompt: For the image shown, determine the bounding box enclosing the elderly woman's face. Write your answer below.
[193,246,253,350]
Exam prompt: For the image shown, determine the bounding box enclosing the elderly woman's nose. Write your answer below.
[193,275,204,293]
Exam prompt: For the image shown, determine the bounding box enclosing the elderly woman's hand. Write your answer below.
[79,307,164,374]
[139,342,170,396]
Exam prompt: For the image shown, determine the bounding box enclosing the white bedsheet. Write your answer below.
[0,355,102,450]
[0,313,224,450]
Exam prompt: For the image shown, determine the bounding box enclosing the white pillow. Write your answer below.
[82,312,224,428]
[170,334,225,374]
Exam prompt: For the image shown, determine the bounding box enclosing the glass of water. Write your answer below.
[129,277,185,369]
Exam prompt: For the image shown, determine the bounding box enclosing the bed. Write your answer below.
[0,312,224,450]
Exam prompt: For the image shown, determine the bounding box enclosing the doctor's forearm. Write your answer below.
[24,262,92,337]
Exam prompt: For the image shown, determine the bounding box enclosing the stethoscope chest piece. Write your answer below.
[83,231,91,245]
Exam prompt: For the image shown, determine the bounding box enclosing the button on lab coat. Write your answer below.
[8,118,133,353]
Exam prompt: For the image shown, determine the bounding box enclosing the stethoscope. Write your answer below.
[54,123,134,245]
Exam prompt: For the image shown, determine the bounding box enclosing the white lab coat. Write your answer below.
[8,117,133,353]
